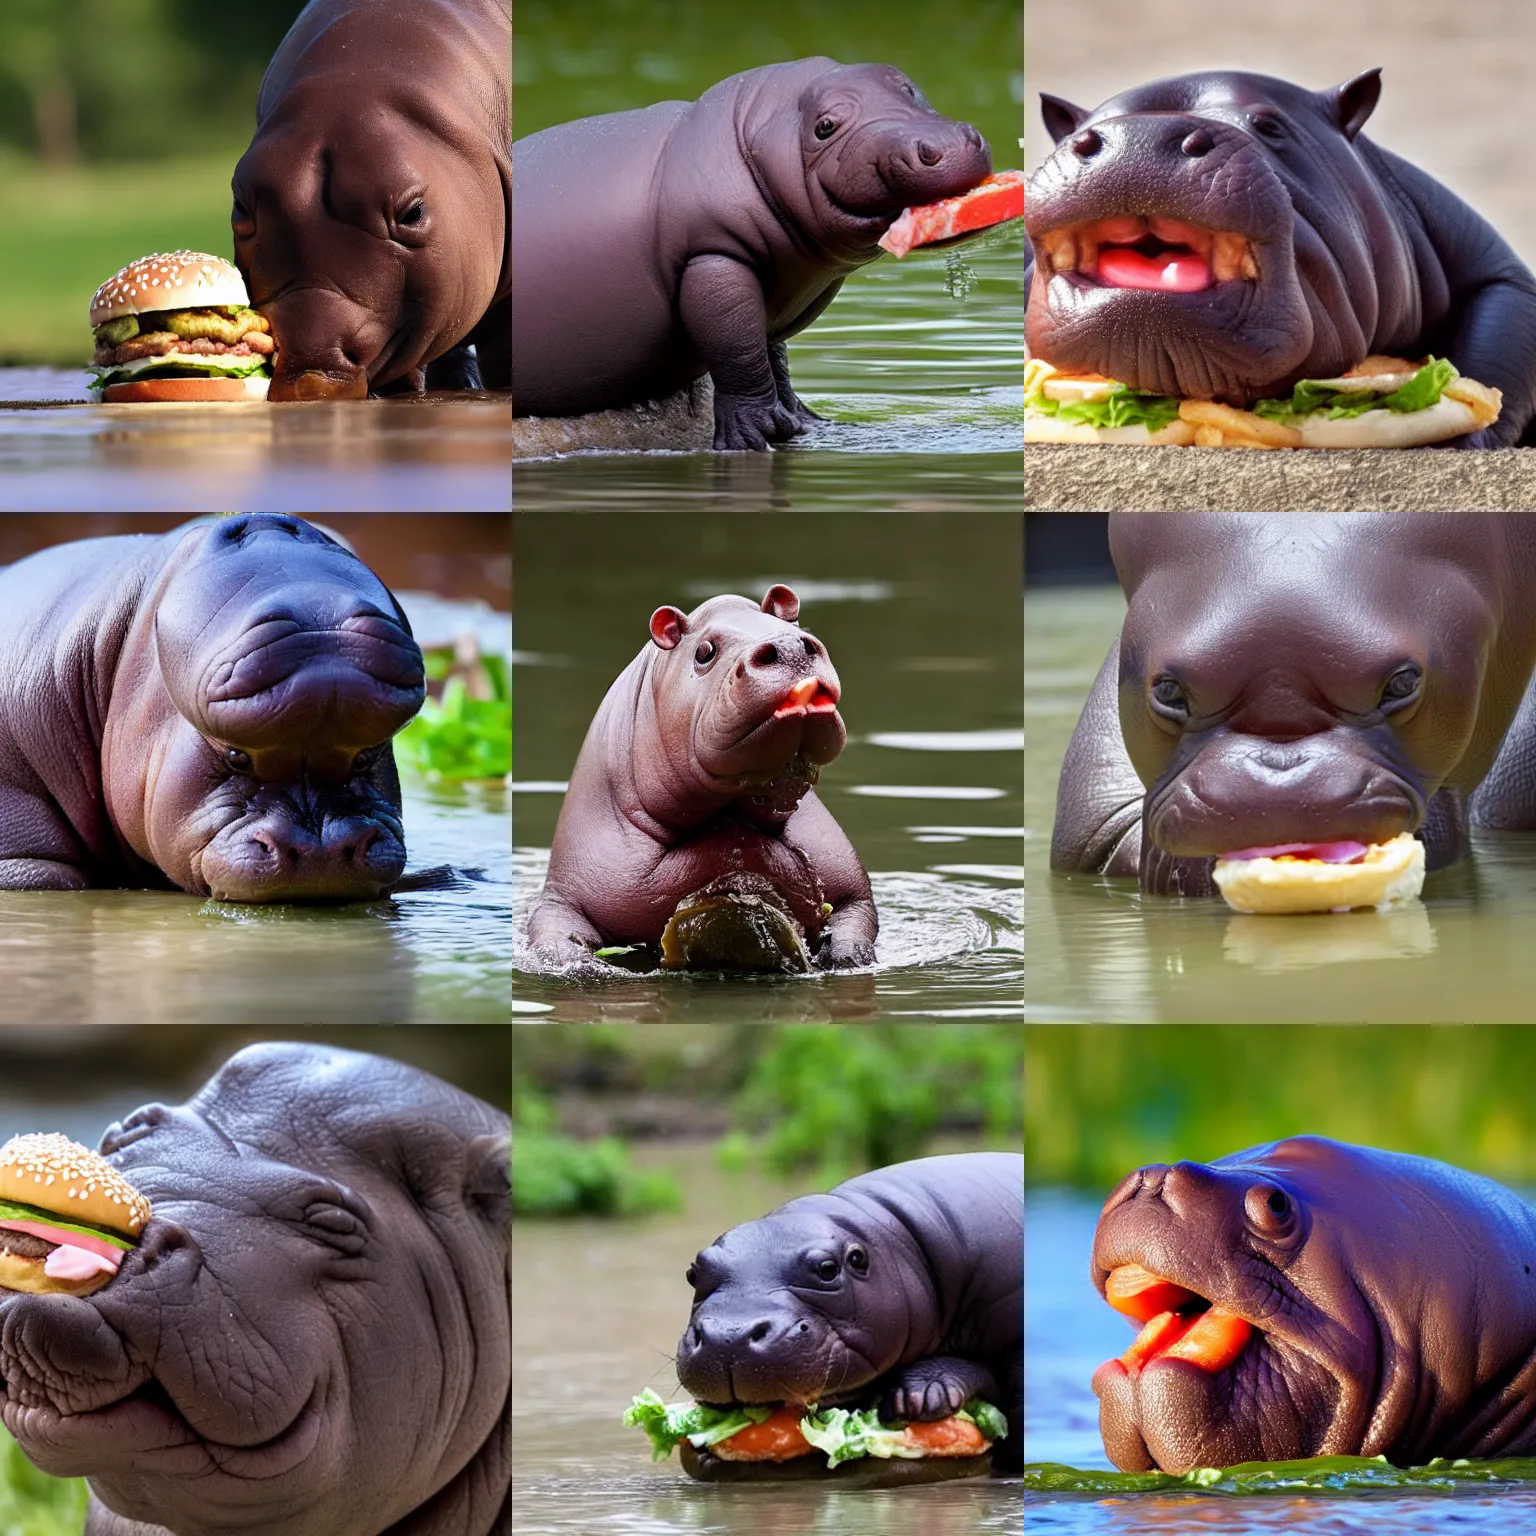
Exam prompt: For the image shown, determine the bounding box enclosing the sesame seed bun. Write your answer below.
[1212,833,1426,915]
[0,1133,151,1238]
[90,252,251,326]
[100,375,270,403]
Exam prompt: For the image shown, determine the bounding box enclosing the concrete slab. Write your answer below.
[512,379,712,458]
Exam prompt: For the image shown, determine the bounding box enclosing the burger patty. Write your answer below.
[0,1228,54,1260]
[95,332,275,366]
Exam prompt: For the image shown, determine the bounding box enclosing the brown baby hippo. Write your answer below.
[527,585,878,970]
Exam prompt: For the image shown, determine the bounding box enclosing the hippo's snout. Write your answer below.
[270,367,369,402]
[881,120,992,204]
[202,806,405,904]
[677,1308,827,1405]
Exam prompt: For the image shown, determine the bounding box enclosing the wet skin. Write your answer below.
[527,585,878,968]
[1092,1136,1536,1472]
[0,1042,510,1536]
[676,1152,1022,1470]
[1025,69,1536,445]
[512,58,992,448]
[1050,512,1536,896]
[233,0,511,400]
[0,514,425,902]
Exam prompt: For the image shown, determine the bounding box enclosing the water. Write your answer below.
[0,372,512,512]
[1026,584,1536,1022]
[1025,1190,1536,1532]
[0,590,511,1025]
[512,1153,1021,1535]
[512,513,1022,1022]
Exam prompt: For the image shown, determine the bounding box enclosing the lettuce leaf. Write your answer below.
[0,1198,136,1250]
[1026,382,1181,433]
[1252,358,1455,425]
[88,351,271,385]
[621,1390,772,1462]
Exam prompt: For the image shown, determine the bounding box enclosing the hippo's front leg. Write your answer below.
[679,255,802,450]
[880,1354,1000,1422]
[0,858,90,890]
[526,890,605,965]
[768,340,825,432]
[817,894,878,969]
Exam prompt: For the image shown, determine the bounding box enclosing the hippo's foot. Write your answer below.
[814,933,877,970]
[776,387,825,430]
[426,343,485,392]
[880,1355,1000,1422]
[0,857,91,891]
[1139,843,1217,898]
[713,392,804,451]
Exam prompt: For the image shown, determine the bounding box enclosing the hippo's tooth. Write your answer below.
[1240,243,1259,280]
[1042,229,1078,273]
[1212,232,1251,283]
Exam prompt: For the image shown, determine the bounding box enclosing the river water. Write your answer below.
[513,1153,1021,1536]
[513,513,1023,1022]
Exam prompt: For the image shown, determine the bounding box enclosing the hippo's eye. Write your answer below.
[814,116,839,141]
[399,199,424,226]
[686,1264,698,1287]
[814,1257,839,1281]
[1380,665,1422,705]
[224,748,253,773]
[1267,1190,1289,1216]
[1150,676,1189,717]
[847,1246,868,1274]
[1245,1183,1298,1238]
[1250,112,1287,141]
[694,640,717,666]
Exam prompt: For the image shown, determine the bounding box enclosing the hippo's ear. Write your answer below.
[1041,94,1090,145]
[1326,68,1382,141]
[761,585,800,623]
[650,606,689,650]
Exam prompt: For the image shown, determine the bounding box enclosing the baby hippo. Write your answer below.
[529,585,877,969]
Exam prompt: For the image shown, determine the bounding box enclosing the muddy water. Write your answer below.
[0,374,511,513]
[512,1154,1021,1535]
[1026,585,1536,1022]
[513,513,1022,1022]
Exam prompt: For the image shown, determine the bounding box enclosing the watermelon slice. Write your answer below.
[878,170,1025,259]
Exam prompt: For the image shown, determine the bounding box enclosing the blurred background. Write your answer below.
[512,1021,1021,1533]
[0,2,308,364]
[1026,1024,1536,1478]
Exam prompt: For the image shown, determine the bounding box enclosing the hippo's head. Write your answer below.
[231,0,510,398]
[0,1043,510,1536]
[1090,1137,1536,1472]
[105,515,426,903]
[676,1199,910,1409]
[1027,69,1406,403]
[641,586,844,830]
[744,59,992,260]
[1111,514,1500,869]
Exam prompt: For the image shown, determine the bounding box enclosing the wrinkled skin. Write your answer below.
[0,1043,510,1535]
[1051,513,1536,895]
[513,58,991,448]
[1025,69,1536,445]
[676,1153,1022,1469]
[0,515,425,901]
[527,585,878,967]
[1091,1137,1536,1472]
[233,0,511,400]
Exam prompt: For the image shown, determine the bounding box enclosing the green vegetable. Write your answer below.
[92,315,139,345]
[0,1198,135,1251]
[1025,1453,1536,1494]
[87,350,270,385]
[622,1390,772,1461]
[1026,382,1181,433]
[1252,358,1456,425]
[394,655,510,782]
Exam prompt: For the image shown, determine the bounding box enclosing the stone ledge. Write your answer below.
[512,379,712,458]
[1025,444,1536,512]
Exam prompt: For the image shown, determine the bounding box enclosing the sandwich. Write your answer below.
[89,252,274,402]
[0,1133,152,1296]
[1025,355,1502,448]
[624,1388,1007,1483]
[1212,833,1425,915]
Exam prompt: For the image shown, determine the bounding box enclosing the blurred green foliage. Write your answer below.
[0,1425,87,1535]
[396,653,511,783]
[1026,1025,1536,1190]
[514,0,1022,158]
[512,1091,682,1217]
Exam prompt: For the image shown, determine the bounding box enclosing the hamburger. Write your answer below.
[1212,833,1425,916]
[624,1388,1007,1484]
[89,252,274,403]
[1025,355,1502,448]
[0,1133,152,1296]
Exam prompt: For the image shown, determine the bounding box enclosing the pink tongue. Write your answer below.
[1099,247,1211,293]
[1223,841,1370,864]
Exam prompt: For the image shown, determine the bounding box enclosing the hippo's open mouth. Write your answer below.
[1098,1264,1254,1379]
[771,678,840,720]
[1037,216,1259,295]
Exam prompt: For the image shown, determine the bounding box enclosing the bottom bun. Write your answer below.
[0,1248,114,1298]
[680,1441,993,1486]
[101,375,269,403]
[1213,833,1425,915]
[1024,412,1196,447]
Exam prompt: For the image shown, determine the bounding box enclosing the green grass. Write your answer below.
[1027,1455,1536,1496]
[0,1426,88,1535]
[0,149,242,365]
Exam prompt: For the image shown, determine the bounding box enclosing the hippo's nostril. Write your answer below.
[1071,129,1102,159]
[1181,128,1214,158]
[917,140,942,167]
[749,1320,772,1343]
[751,642,780,668]
[801,637,819,659]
